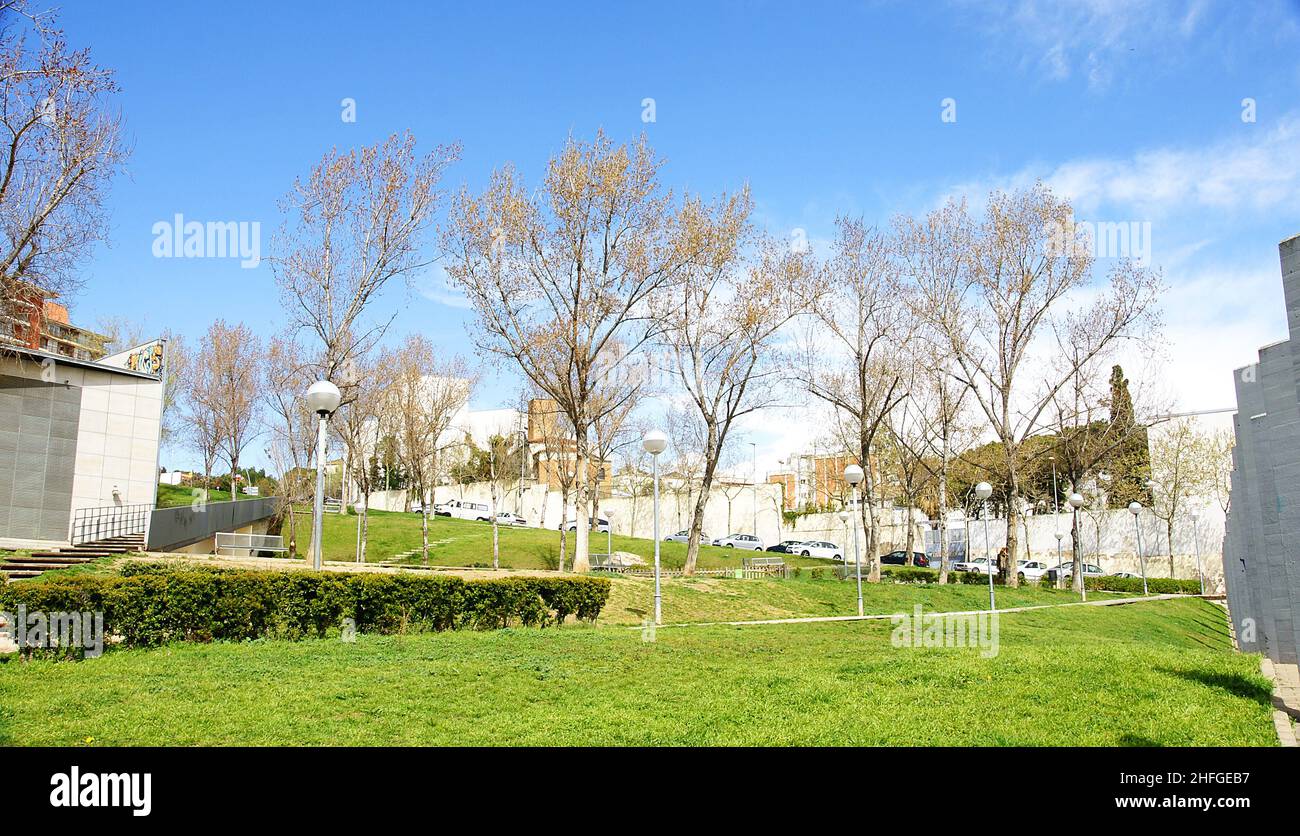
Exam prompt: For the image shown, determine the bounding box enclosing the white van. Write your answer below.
[435,500,493,521]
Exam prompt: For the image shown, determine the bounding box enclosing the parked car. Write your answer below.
[494,512,526,526]
[664,530,711,544]
[794,541,842,560]
[434,500,492,521]
[562,517,609,533]
[1111,571,1140,578]
[1017,560,1051,583]
[766,540,809,554]
[711,533,764,550]
[964,557,998,575]
[880,550,930,568]
[1045,562,1106,582]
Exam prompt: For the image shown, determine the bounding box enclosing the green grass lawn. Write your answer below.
[294,508,835,571]
[156,483,233,507]
[598,573,1122,625]
[0,598,1273,746]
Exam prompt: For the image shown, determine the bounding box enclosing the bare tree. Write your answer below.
[444,132,698,572]
[905,184,1162,587]
[534,397,580,571]
[0,1,127,314]
[802,218,912,582]
[656,193,815,574]
[384,336,474,565]
[273,131,460,382]
[197,321,263,501]
[263,335,315,556]
[1149,418,1221,578]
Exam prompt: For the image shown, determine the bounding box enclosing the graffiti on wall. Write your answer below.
[125,341,164,376]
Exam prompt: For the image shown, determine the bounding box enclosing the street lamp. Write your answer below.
[1129,501,1149,596]
[1068,492,1085,600]
[1190,509,1204,595]
[605,509,613,558]
[642,429,668,625]
[751,442,759,541]
[844,464,865,617]
[306,379,342,571]
[977,481,993,611]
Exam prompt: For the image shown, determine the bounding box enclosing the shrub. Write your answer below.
[0,564,611,651]
[1085,576,1201,595]
[810,568,825,580]
[881,566,936,584]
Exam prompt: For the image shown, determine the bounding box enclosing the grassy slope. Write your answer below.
[156,483,233,507]
[599,574,1121,625]
[294,508,835,571]
[0,598,1272,746]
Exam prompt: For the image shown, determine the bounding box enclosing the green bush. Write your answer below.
[0,564,611,651]
[1085,576,1201,595]
[881,566,936,584]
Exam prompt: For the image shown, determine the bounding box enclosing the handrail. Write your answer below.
[70,503,154,545]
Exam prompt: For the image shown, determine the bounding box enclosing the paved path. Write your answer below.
[631,592,1200,630]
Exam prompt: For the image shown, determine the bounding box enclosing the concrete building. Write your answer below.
[0,282,110,363]
[1223,232,1300,668]
[0,340,167,548]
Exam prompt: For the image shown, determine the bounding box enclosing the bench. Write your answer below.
[742,556,788,578]
[215,532,288,558]
[589,553,621,572]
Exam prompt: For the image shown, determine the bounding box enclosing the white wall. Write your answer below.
[69,365,163,513]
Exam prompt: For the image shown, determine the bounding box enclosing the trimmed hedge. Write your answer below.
[1085,576,1202,595]
[0,563,610,649]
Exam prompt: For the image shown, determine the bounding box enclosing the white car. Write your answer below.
[664,530,711,544]
[792,541,842,560]
[1017,560,1051,582]
[561,517,609,533]
[965,557,998,575]
[494,512,526,526]
[436,500,492,521]
[1050,561,1105,579]
[712,533,764,550]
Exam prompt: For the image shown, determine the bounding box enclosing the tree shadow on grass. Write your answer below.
[1159,667,1273,705]
[1117,733,1163,747]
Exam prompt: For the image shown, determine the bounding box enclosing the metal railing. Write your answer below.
[70,503,154,545]
[215,532,287,556]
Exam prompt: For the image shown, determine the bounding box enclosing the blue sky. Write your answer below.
[57,0,1300,472]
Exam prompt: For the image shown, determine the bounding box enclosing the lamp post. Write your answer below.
[1068,492,1085,600]
[844,464,865,617]
[606,509,613,558]
[838,509,850,554]
[1129,501,1148,596]
[306,380,342,571]
[1054,530,1064,586]
[643,430,668,625]
[751,442,758,540]
[1190,509,1204,595]
[975,482,994,611]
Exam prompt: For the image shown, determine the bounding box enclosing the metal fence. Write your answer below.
[147,497,282,552]
[70,503,154,545]
[215,531,288,556]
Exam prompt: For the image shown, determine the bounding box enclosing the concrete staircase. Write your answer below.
[1,534,145,581]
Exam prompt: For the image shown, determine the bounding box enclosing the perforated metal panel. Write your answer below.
[0,373,81,541]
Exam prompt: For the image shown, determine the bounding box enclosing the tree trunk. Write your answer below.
[1166,517,1175,578]
[859,424,880,583]
[1004,463,1021,588]
[904,505,915,565]
[572,429,591,572]
[938,435,950,584]
[421,500,430,566]
[684,421,721,576]
[559,486,569,573]
[360,503,369,563]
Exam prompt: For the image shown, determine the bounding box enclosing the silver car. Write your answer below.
[664,530,710,544]
[711,533,765,551]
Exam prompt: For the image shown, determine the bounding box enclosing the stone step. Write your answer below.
[1,561,91,571]
[30,551,112,559]
[13,556,97,565]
